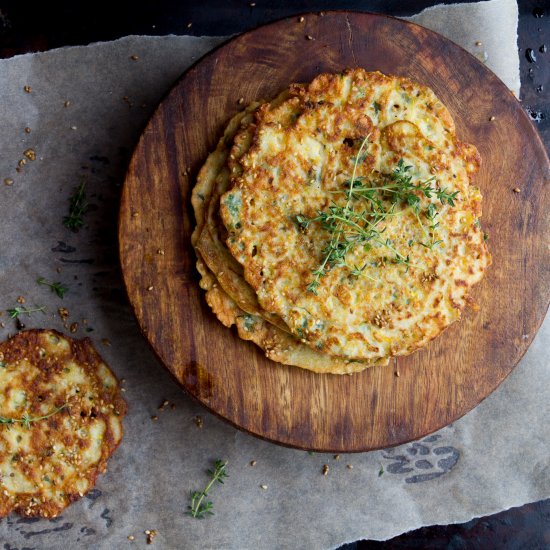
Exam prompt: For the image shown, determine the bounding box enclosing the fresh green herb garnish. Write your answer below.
[63,181,88,231]
[37,277,68,298]
[297,138,457,293]
[373,101,381,115]
[0,361,6,368]
[187,459,228,519]
[7,306,46,319]
[378,465,384,477]
[0,403,67,429]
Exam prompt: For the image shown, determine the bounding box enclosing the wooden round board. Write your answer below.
[119,12,550,452]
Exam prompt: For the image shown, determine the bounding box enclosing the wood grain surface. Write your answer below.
[119,12,550,452]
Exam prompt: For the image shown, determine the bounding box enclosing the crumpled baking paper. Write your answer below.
[1,1,546,548]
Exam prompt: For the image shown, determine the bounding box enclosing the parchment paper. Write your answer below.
[1,1,546,548]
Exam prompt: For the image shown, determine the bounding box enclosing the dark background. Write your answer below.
[0,1,548,548]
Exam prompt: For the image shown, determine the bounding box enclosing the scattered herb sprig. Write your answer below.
[63,181,88,231]
[187,459,228,519]
[7,305,46,319]
[37,277,68,298]
[0,403,68,429]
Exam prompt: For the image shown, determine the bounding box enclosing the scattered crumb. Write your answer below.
[4,178,13,186]
[24,127,31,134]
[130,54,139,61]
[23,85,32,93]
[170,403,176,410]
[18,158,27,167]
[69,322,78,333]
[145,530,157,544]
[333,454,341,460]
[156,248,165,255]
[58,307,69,321]
[250,460,257,466]
[194,415,203,428]
[151,415,158,421]
[16,296,25,304]
[346,464,353,469]
[101,338,111,347]
[23,149,36,161]
[260,484,268,490]
[322,464,329,475]
[513,187,521,193]
[158,399,169,411]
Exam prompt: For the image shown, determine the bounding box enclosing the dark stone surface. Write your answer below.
[0,1,547,547]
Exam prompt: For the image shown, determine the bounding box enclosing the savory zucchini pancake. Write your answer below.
[194,68,491,370]
[0,330,126,518]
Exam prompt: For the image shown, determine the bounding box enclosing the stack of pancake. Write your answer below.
[191,69,490,374]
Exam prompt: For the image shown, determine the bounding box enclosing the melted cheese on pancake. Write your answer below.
[220,69,491,361]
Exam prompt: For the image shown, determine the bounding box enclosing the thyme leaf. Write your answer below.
[37,277,68,299]
[187,459,228,519]
[7,306,46,319]
[0,404,68,429]
[63,181,88,231]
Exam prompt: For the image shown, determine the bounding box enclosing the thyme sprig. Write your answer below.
[63,181,88,231]
[7,306,46,319]
[0,404,68,429]
[297,149,459,293]
[187,459,228,519]
[37,277,68,298]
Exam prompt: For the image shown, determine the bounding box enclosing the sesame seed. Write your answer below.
[299,16,305,23]
[64,100,71,107]
[395,371,400,377]
[238,97,244,104]
[4,178,13,186]
[306,35,314,40]
[147,286,154,291]
[23,149,36,161]
[513,187,521,193]
[130,54,139,60]
[128,535,135,541]
[250,2,256,6]
[334,454,341,460]
[157,249,165,255]
[24,127,31,133]
[489,116,496,121]
[187,22,192,28]
[260,484,268,490]
[250,460,257,466]
[322,464,329,475]
[132,212,139,217]
[346,464,353,469]
[475,41,482,46]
